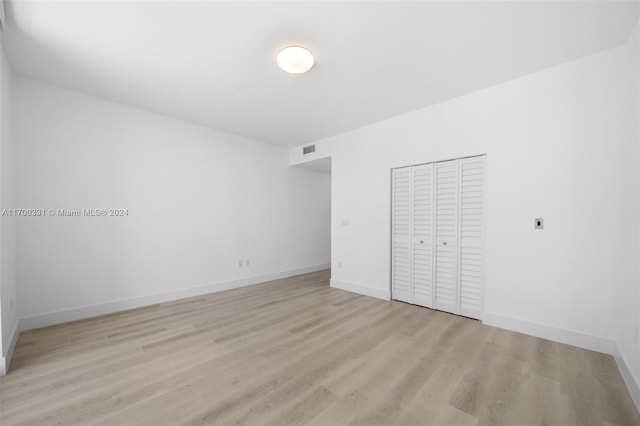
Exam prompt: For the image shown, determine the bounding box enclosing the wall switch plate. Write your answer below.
[534,218,544,229]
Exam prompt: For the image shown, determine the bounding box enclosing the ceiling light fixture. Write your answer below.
[277,46,314,74]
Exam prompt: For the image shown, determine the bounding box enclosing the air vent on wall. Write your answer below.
[303,144,315,155]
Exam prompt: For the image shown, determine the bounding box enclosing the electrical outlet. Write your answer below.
[338,261,342,268]
[534,218,544,229]
[238,260,243,267]
[246,259,250,267]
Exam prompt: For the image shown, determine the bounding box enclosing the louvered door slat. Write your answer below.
[412,163,433,308]
[434,160,459,314]
[458,156,485,319]
[392,167,412,303]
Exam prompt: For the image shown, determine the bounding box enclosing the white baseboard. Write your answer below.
[615,344,640,412]
[482,312,617,355]
[1,323,20,376]
[330,279,390,301]
[19,263,330,332]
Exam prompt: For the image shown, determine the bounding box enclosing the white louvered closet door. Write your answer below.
[392,167,412,303]
[412,164,433,308]
[458,157,485,319]
[433,160,459,315]
[392,155,484,320]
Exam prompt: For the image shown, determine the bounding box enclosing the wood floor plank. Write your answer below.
[1,269,638,426]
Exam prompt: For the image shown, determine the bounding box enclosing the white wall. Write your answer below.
[637,15,640,406]
[293,44,637,355]
[614,18,640,407]
[618,17,640,407]
[0,33,18,375]
[637,15,640,405]
[14,77,331,328]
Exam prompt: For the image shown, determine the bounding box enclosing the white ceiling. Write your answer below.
[4,1,639,147]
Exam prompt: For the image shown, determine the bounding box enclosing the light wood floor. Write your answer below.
[1,270,638,426]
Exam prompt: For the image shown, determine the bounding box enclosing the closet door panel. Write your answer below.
[392,155,484,318]
[412,163,433,308]
[434,160,459,314]
[392,167,412,303]
[459,156,485,319]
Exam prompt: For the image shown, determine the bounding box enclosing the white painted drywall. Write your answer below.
[0,33,18,374]
[637,14,640,404]
[293,44,637,354]
[618,16,640,406]
[613,17,640,408]
[13,77,331,323]
[637,13,640,404]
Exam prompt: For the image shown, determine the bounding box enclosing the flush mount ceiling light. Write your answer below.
[277,46,314,74]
